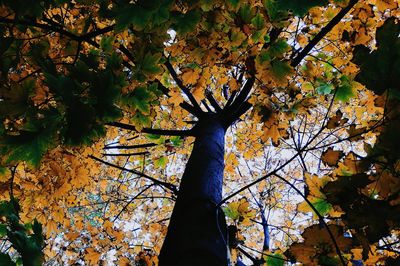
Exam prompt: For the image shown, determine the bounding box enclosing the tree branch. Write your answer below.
[224,76,255,115]
[103,143,157,150]
[102,152,150,157]
[180,101,203,117]
[89,155,178,194]
[291,0,358,67]
[205,92,222,112]
[201,99,213,113]
[113,184,153,222]
[106,122,192,136]
[142,128,193,137]
[164,60,203,114]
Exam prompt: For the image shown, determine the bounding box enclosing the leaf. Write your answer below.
[265,0,328,18]
[265,253,285,266]
[170,136,183,147]
[268,40,290,58]
[126,87,154,114]
[2,129,55,168]
[353,18,400,95]
[228,0,241,9]
[270,60,293,81]
[251,13,265,29]
[154,156,168,168]
[181,69,200,85]
[173,9,201,35]
[321,147,344,167]
[335,76,355,102]
[347,124,366,141]
[326,110,348,129]
[316,83,334,95]
[223,198,256,224]
[0,253,15,266]
[311,198,332,216]
[115,4,152,31]
[286,224,352,264]
[131,112,151,131]
[85,248,101,264]
[0,80,33,117]
[0,224,7,237]
[239,4,254,24]
[100,36,114,53]
[141,52,163,76]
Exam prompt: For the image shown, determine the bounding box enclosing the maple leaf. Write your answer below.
[326,110,348,129]
[321,147,344,167]
[353,18,400,96]
[286,224,352,264]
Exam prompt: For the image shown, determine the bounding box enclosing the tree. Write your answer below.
[0,0,399,265]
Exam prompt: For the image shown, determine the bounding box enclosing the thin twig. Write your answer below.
[291,0,358,67]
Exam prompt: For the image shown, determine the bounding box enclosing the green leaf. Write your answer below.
[251,29,265,43]
[115,4,153,31]
[0,224,7,237]
[0,200,16,218]
[31,220,43,248]
[266,0,328,17]
[170,136,183,147]
[106,52,123,70]
[268,39,290,58]
[251,13,265,29]
[223,206,239,220]
[146,134,161,140]
[239,4,253,24]
[264,0,288,22]
[228,0,241,9]
[265,253,285,266]
[2,129,55,168]
[335,76,354,102]
[141,52,163,76]
[0,253,15,266]
[312,198,332,216]
[100,36,114,53]
[0,167,8,176]
[316,83,334,95]
[173,9,201,35]
[122,86,156,115]
[154,156,168,168]
[131,112,151,130]
[270,60,292,81]
[152,0,173,25]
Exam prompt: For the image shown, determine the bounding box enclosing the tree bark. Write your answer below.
[159,116,228,266]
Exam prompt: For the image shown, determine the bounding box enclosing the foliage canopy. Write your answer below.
[0,0,399,265]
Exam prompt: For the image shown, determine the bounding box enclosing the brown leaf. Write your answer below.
[326,110,348,129]
[347,124,366,141]
[321,147,344,167]
[286,224,352,264]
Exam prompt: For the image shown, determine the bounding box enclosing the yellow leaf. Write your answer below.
[181,69,200,85]
[65,231,80,241]
[372,0,398,11]
[85,248,101,264]
[168,88,184,107]
[351,248,363,260]
[119,257,130,266]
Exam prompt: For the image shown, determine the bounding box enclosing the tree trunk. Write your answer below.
[158,116,228,266]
